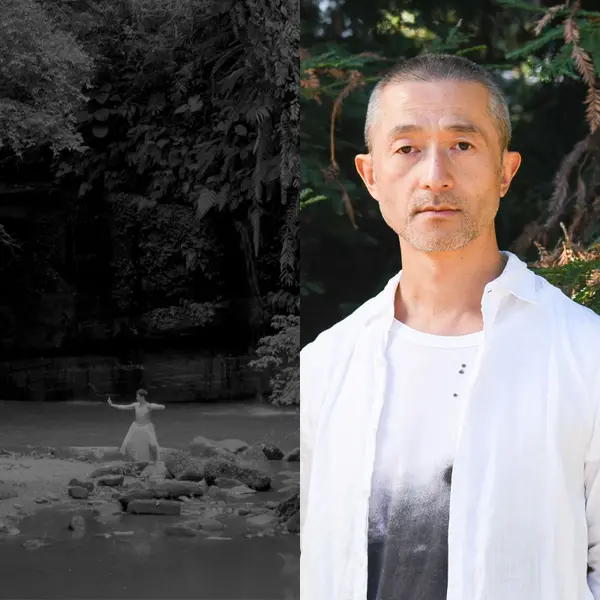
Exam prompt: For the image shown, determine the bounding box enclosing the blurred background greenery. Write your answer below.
[300,0,600,346]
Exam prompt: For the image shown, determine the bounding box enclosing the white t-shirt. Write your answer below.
[367,319,483,600]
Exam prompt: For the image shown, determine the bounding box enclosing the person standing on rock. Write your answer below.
[300,54,600,600]
[108,389,165,464]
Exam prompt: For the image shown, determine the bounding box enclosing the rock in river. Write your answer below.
[276,490,300,519]
[117,481,205,510]
[127,500,181,515]
[189,436,235,460]
[216,439,248,454]
[69,478,95,492]
[246,513,278,528]
[260,443,284,460]
[164,450,204,482]
[68,486,90,500]
[204,457,271,492]
[148,480,206,499]
[97,475,124,487]
[283,447,300,462]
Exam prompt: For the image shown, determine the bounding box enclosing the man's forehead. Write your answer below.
[380,80,488,112]
[377,81,493,136]
[385,120,483,137]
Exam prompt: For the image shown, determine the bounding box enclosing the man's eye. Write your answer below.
[398,146,413,154]
[456,141,472,151]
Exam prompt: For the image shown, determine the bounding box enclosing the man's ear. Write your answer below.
[355,153,380,202]
[499,150,521,197]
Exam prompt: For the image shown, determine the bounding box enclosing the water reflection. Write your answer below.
[2,506,299,599]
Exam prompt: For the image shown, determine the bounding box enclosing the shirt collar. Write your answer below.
[365,251,539,325]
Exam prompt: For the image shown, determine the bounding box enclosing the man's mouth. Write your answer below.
[416,205,460,215]
[419,205,459,212]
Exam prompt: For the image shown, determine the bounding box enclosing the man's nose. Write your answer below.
[418,149,453,194]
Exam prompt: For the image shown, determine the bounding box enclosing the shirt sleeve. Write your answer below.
[300,334,331,543]
[585,378,600,597]
[300,344,316,541]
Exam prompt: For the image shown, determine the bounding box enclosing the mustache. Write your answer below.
[410,194,463,215]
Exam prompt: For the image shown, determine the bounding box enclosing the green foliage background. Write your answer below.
[300,0,600,346]
[0,0,299,391]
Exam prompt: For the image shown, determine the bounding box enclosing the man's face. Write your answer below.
[356,80,521,252]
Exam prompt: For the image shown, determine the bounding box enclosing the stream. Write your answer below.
[0,401,299,599]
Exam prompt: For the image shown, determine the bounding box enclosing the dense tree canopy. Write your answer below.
[0,0,299,382]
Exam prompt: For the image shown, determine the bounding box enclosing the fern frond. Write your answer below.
[534,4,566,37]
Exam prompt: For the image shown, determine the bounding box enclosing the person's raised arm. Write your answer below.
[107,397,136,411]
[149,403,166,410]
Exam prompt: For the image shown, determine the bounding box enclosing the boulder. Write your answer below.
[164,450,204,482]
[216,439,248,454]
[283,447,300,462]
[127,500,181,515]
[207,486,227,501]
[68,486,90,500]
[204,457,271,492]
[226,485,256,498]
[117,490,155,510]
[116,481,204,509]
[189,436,235,460]
[260,443,284,460]
[90,461,148,476]
[122,477,145,490]
[236,445,271,471]
[213,477,245,489]
[97,475,124,487]
[286,512,300,534]
[90,464,125,478]
[147,481,205,499]
[276,490,299,519]
[246,513,278,528]
[69,479,94,492]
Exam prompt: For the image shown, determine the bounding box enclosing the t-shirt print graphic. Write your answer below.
[366,318,482,600]
[367,464,453,600]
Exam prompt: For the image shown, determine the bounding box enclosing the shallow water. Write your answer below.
[0,401,300,599]
[0,401,299,451]
[1,519,299,598]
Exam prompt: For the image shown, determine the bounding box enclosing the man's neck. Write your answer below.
[394,235,506,336]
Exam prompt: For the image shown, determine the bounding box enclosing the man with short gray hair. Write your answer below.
[300,53,600,600]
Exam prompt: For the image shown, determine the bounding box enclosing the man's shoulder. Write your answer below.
[301,288,390,363]
[537,272,600,337]
[536,275,600,318]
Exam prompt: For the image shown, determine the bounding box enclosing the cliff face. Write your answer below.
[0,189,269,360]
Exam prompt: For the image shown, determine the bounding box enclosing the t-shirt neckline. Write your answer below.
[390,318,484,348]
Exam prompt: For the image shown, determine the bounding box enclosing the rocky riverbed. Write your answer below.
[0,437,300,545]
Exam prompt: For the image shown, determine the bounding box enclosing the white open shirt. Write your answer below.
[300,251,600,600]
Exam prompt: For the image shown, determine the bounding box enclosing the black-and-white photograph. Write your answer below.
[0,1,299,598]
